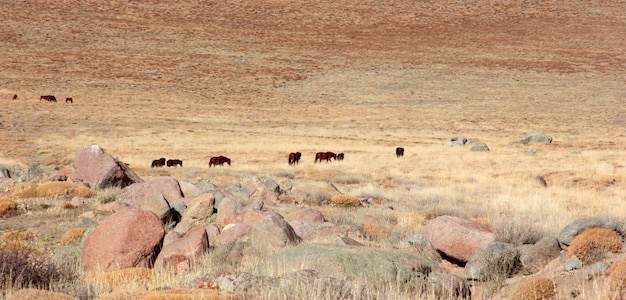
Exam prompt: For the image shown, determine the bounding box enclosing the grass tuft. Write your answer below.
[565,228,623,264]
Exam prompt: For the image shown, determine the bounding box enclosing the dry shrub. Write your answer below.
[84,267,155,290]
[329,194,361,207]
[10,181,38,198]
[58,228,87,246]
[493,218,545,246]
[0,198,17,217]
[73,186,93,198]
[362,223,387,240]
[35,181,75,198]
[565,228,623,264]
[0,244,76,291]
[510,276,556,300]
[608,257,626,291]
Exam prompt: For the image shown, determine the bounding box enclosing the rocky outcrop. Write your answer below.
[426,215,496,263]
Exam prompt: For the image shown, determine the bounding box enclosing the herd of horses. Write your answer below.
[151,158,183,168]
[9,94,73,103]
[149,147,405,169]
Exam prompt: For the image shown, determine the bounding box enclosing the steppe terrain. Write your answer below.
[1,0,625,299]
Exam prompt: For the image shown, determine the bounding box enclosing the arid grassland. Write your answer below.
[0,0,625,299]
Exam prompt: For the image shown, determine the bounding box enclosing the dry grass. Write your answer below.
[0,198,17,217]
[58,228,87,247]
[607,257,626,291]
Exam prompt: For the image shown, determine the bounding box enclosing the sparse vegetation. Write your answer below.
[510,277,556,300]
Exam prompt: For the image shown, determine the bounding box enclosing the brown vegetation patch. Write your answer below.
[1,230,35,242]
[608,257,626,291]
[329,194,361,207]
[97,289,247,300]
[9,182,38,198]
[35,181,75,198]
[565,228,623,264]
[73,186,94,198]
[6,288,77,300]
[58,228,87,246]
[0,198,17,217]
[361,223,387,240]
[509,276,556,300]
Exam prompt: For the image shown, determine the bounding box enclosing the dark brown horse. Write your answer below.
[12,94,17,100]
[396,147,404,158]
[209,156,231,167]
[315,152,336,163]
[40,95,57,102]
[288,152,302,165]
[166,159,183,167]
[65,97,73,103]
[151,157,166,168]
[337,153,344,161]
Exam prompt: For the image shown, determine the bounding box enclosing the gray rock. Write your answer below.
[249,213,302,255]
[557,218,618,249]
[564,255,582,271]
[446,136,468,147]
[0,165,11,178]
[526,175,547,187]
[71,145,143,189]
[587,262,609,278]
[469,143,490,152]
[464,241,520,281]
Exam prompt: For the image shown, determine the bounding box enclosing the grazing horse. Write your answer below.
[209,156,231,167]
[396,147,404,158]
[315,151,336,163]
[337,153,344,161]
[12,94,17,100]
[151,158,166,168]
[65,97,73,103]
[288,152,302,165]
[40,95,57,102]
[167,159,183,167]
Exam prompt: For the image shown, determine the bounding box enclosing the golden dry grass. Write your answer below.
[58,228,87,247]
[608,257,626,291]
[0,198,17,217]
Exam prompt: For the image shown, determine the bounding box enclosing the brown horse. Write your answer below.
[66,97,73,103]
[337,153,344,161]
[166,159,182,167]
[396,147,404,158]
[151,158,166,168]
[288,152,301,165]
[12,94,17,100]
[209,156,231,167]
[315,152,336,163]
[40,95,57,102]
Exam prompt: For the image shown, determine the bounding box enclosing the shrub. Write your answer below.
[362,223,387,240]
[0,242,75,291]
[10,182,38,198]
[329,195,361,207]
[58,228,87,246]
[608,257,626,291]
[73,186,93,198]
[35,181,74,198]
[510,277,555,300]
[493,218,545,246]
[565,228,623,264]
[0,198,17,217]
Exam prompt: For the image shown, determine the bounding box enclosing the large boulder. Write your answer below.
[249,213,302,255]
[81,207,164,273]
[510,131,553,145]
[517,235,561,274]
[115,177,184,222]
[71,145,143,189]
[426,216,496,263]
[154,226,209,274]
[557,218,618,249]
